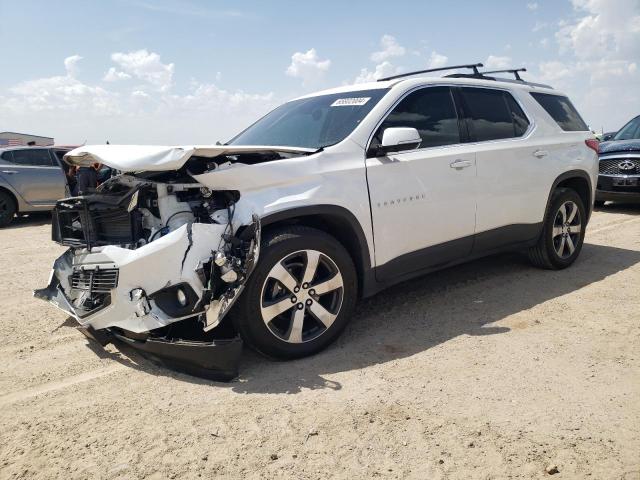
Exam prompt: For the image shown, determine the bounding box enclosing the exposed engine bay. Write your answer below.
[49,172,260,328]
[35,145,316,380]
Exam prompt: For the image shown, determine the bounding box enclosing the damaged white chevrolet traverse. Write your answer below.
[36,64,599,380]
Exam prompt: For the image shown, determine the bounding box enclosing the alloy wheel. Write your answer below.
[260,249,344,343]
[552,200,582,259]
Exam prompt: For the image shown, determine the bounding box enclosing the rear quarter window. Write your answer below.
[530,92,588,132]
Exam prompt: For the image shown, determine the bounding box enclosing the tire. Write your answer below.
[528,188,586,270]
[0,191,16,228]
[594,200,605,208]
[231,225,358,359]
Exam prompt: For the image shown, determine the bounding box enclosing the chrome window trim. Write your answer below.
[0,164,61,170]
[365,83,536,157]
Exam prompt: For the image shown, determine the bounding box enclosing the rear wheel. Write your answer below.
[231,226,357,359]
[0,191,16,227]
[528,188,586,269]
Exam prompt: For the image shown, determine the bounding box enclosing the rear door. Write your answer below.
[365,86,477,281]
[0,149,67,206]
[456,87,543,252]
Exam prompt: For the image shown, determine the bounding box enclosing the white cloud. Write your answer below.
[351,35,407,84]
[285,48,331,86]
[540,0,640,130]
[103,67,132,82]
[110,49,175,91]
[131,90,149,99]
[0,54,276,144]
[527,2,539,10]
[370,35,406,63]
[556,0,640,61]
[6,75,120,117]
[64,55,82,77]
[537,61,573,81]
[532,21,549,32]
[427,51,448,69]
[484,55,512,69]
[354,61,399,84]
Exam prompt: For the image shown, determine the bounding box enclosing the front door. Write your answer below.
[365,86,477,281]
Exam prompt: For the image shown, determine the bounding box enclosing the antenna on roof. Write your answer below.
[377,63,484,82]
[481,68,527,81]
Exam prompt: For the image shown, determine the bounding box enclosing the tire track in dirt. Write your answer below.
[0,333,81,354]
[0,365,125,406]
[588,216,640,235]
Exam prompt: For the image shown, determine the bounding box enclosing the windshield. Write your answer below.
[229,89,390,149]
[613,116,640,141]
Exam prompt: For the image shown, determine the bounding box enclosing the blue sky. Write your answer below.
[1,0,638,144]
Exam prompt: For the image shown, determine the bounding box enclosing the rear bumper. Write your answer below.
[77,323,243,381]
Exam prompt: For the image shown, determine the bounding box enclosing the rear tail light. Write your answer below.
[585,139,599,154]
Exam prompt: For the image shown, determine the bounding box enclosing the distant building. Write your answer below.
[0,131,54,147]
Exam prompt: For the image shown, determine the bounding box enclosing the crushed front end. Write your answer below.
[35,172,261,381]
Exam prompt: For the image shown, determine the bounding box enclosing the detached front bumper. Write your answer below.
[77,322,242,381]
[34,222,253,381]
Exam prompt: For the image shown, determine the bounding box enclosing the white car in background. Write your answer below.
[36,64,599,380]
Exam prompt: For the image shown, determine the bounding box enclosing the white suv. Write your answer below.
[37,64,599,379]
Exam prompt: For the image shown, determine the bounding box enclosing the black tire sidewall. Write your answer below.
[543,189,586,268]
[232,227,358,359]
[0,191,16,227]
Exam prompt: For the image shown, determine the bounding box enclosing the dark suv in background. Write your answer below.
[596,115,640,206]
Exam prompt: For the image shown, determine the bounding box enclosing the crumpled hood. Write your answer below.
[599,139,640,155]
[63,144,316,172]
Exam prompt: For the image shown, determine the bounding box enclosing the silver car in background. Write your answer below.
[0,146,72,227]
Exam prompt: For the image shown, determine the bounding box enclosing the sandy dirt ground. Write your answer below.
[0,206,639,480]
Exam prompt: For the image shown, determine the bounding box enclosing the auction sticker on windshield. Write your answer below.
[331,97,371,107]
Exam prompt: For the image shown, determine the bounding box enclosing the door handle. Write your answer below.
[1,170,18,174]
[533,150,548,159]
[449,159,472,170]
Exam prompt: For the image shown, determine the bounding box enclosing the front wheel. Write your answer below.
[528,188,586,269]
[230,226,357,359]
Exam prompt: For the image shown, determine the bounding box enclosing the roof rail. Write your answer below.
[480,68,527,81]
[377,63,484,82]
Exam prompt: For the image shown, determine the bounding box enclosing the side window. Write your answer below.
[53,150,67,164]
[530,92,588,132]
[460,88,527,141]
[0,151,13,164]
[505,94,530,137]
[9,149,54,167]
[373,86,460,149]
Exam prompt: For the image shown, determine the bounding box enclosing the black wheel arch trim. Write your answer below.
[544,169,593,224]
[259,204,375,297]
